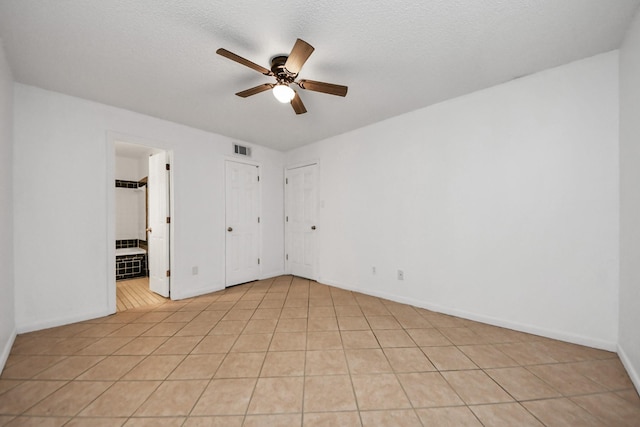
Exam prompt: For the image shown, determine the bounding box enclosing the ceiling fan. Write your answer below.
[216,38,348,114]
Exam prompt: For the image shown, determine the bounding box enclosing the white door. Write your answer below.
[285,163,318,279]
[148,151,170,297]
[225,161,260,286]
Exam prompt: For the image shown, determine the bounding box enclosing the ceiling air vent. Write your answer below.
[233,143,251,157]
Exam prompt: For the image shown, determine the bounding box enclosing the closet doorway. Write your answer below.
[114,141,171,311]
[285,163,319,280]
[225,160,261,287]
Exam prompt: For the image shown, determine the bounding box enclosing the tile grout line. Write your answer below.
[179,290,244,423]
[300,277,312,427]
[340,297,365,427]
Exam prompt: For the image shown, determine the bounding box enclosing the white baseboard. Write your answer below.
[260,271,286,280]
[322,278,618,352]
[171,284,224,300]
[618,344,640,394]
[16,307,114,334]
[0,328,17,374]
[171,273,287,300]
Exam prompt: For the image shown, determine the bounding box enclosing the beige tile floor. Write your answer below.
[1,275,639,426]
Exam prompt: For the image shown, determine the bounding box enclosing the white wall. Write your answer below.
[115,155,146,241]
[13,84,285,332]
[288,52,620,350]
[619,7,640,392]
[0,40,15,372]
[115,155,142,181]
[115,187,145,240]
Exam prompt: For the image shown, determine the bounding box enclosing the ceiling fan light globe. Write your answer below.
[273,85,295,103]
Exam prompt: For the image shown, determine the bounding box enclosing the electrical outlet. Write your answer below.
[397,269,404,280]
[372,266,376,274]
[192,266,198,275]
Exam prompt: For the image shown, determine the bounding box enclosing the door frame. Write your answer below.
[224,157,263,287]
[284,160,320,280]
[107,132,175,313]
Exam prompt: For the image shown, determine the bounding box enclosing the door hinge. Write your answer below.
[166,217,171,224]
[286,254,289,260]
[286,216,288,222]
[257,175,260,182]
[258,258,260,265]
[166,163,170,171]
[166,270,171,277]
[257,217,260,223]
[286,178,288,184]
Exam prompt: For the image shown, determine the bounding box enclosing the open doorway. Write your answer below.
[113,140,171,311]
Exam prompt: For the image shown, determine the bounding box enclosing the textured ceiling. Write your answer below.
[1,0,639,151]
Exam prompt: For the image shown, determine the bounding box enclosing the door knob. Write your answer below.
[227,227,233,232]
[146,227,152,233]
[311,225,316,230]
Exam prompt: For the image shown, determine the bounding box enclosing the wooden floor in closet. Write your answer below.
[116,276,167,312]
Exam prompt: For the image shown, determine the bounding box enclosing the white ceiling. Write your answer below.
[1,0,638,151]
[115,141,162,159]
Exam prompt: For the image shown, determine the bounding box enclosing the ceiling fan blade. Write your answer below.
[216,48,273,76]
[298,79,348,97]
[284,39,314,75]
[235,83,275,98]
[291,91,307,114]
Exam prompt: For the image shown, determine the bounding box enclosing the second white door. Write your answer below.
[225,161,260,287]
[285,163,318,279]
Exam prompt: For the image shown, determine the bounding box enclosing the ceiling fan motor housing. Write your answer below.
[271,56,296,84]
